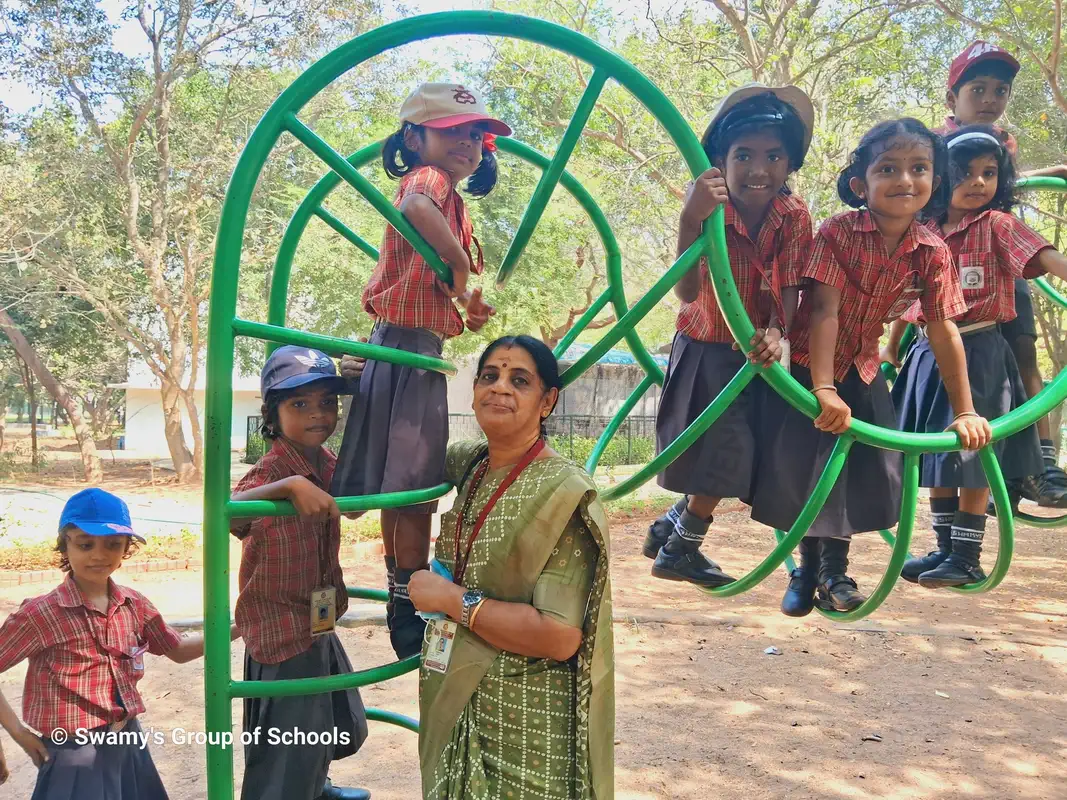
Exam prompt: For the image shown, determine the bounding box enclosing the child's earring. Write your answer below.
[848,175,866,200]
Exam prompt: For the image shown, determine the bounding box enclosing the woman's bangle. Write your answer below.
[812,385,838,394]
[953,411,979,421]
[467,598,486,630]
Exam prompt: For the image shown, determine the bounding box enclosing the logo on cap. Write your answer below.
[452,86,477,105]
[967,42,1000,61]
[294,350,333,369]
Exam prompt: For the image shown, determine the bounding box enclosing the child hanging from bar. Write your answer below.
[645,85,815,587]
[331,84,509,658]
[231,346,369,800]
[886,126,1067,588]
[750,119,993,616]
[0,488,237,800]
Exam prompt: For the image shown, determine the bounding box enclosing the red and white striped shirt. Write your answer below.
[0,575,182,735]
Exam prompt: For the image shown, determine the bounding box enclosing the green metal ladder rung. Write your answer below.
[231,318,457,376]
[496,68,609,288]
[282,112,454,285]
[231,655,419,698]
[366,708,419,734]
[227,484,452,519]
[312,205,380,261]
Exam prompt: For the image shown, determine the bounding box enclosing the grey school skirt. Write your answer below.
[241,633,368,800]
[750,364,903,538]
[655,334,761,501]
[331,321,448,512]
[31,719,168,800]
[892,326,1042,488]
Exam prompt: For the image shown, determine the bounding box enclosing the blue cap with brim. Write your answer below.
[59,488,146,544]
[261,346,344,398]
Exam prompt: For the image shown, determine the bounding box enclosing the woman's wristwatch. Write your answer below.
[460,589,486,628]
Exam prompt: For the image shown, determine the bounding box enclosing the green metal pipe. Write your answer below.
[951,447,1015,593]
[269,141,383,332]
[552,288,612,360]
[600,363,756,501]
[561,237,706,387]
[584,373,657,474]
[313,206,380,261]
[228,483,451,518]
[347,587,389,602]
[496,69,609,287]
[1012,509,1067,528]
[283,113,454,285]
[366,708,420,734]
[1034,276,1067,309]
[814,453,918,620]
[702,436,855,597]
[231,318,457,376]
[232,655,419,698]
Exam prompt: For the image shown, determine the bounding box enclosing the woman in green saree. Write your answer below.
[408,335,614,800]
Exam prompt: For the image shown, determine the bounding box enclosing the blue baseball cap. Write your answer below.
[59,488,146,543]
[260,345,344,398]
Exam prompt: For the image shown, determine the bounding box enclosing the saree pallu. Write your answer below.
[419,440,614,800]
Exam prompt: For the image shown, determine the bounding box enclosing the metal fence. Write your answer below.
[245,413,657,466]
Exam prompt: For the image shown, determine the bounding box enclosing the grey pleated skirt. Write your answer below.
[655,334,761,501]
[241,633,368,800]
[31,719,168,800]
[331,321,448,512]
[892,327,1042,488]
[750,364,903,538]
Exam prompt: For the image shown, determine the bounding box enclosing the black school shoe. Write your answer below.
[814,538,865,612]
[388,599,426,660]
[780,537,820,617]
[643,496,688,558]
[651,535,735,588]
[900,527,952,584]
[318,779,371,800]
[917,553,987,589]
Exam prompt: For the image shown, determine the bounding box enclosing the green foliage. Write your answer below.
[548,433,654,467]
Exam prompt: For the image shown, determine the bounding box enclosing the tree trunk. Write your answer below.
[1,309,103,482]
[16,356,39,470]
[0,399,6,452]
[179,386,204,477]
[159,379,196,482]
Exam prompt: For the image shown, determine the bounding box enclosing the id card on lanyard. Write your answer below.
[311,515,338,637]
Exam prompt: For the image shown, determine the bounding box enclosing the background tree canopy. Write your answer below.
[0,0,1064,480]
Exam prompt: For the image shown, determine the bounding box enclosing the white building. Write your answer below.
[111,366,262,458]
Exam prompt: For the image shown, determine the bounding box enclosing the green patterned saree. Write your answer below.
[419,440,614,800]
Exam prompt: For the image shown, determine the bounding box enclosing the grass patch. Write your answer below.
[604,493,675,519]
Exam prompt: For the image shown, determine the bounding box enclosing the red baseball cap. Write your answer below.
[947,41,1020,92]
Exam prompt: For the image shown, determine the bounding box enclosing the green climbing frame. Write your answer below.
[205,10,1067,797]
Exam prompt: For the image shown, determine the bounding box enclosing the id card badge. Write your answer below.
[779,338,791,375]
[423,619,458,673]
[131,643,148,672]
[310,586,337,637]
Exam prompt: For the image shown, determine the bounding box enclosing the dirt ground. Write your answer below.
[1,504,1066,799]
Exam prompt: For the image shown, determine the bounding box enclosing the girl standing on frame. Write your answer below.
[331,83,508,658]
[887,125,1067,588]
[645,85,815,588]
[751,118,992,616]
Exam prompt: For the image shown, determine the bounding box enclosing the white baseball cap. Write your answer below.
[399,83,512,136]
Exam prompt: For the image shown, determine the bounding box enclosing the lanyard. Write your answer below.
[82,604,147,662]
[452,438,545,585]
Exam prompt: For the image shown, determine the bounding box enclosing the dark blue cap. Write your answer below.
[260,345,343,398]
[59,488,146,543]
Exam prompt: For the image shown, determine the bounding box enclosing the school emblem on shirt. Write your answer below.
[960,265,985,290]
[452,86,477,105]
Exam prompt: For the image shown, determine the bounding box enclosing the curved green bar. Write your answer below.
[813,453,917,621]
[1034,276,1067,309]
[1013,509,1067,528]
[601,361,754,501]
[348,587,389,602]
[366,708,420,734]
[231,655,419,698]
[701,435,854,598]
[951,447,1015,593]
[232,318,457,375]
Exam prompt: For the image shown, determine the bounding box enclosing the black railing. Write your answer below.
[244,413,657,467]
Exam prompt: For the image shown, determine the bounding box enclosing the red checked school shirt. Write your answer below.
[935,117,1018,158]
[791,210,968,384]
[231,437,347,665]
[362,165,484,338]
[0,575,182,735]
[904,210,1053,325]
[676,192,813,343]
